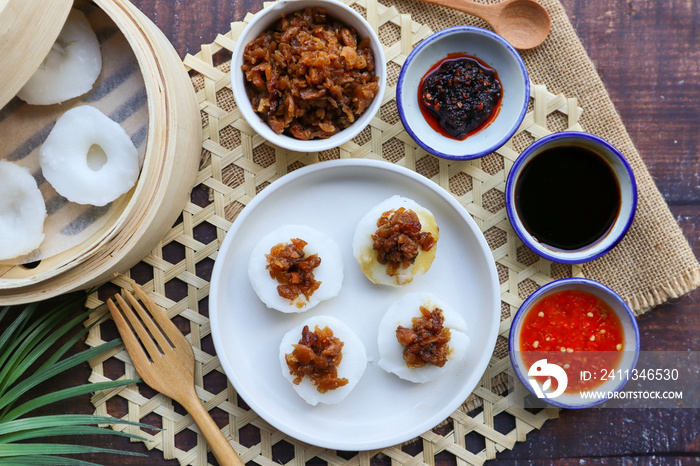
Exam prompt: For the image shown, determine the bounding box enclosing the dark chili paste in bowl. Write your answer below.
[419,53,503,140]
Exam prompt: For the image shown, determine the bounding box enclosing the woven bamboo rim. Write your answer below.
[0,0,201,304]
[82,1,596,463]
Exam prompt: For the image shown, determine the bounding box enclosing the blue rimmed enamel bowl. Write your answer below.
[505,131,637,264]
[396,25,529,160]
[509,277,640,409]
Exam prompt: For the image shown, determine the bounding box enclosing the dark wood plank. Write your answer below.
[134,1,262,58]
[503,0,700,459]
[559,0,700,205]
[498,288,700,462]
[4,0,698,464]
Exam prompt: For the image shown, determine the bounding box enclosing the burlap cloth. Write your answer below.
[85,0,699,463]
[369,0,700,312]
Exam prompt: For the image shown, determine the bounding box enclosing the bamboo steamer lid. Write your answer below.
[0,0,73,109]
[0,0,201,304]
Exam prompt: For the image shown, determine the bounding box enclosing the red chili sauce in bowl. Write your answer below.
[418,53,502,140]
[520,289,624,392]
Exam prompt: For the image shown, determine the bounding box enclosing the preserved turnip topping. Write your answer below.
[353,196,439,286]
[266,238,322,303]
[372,207,436,276]
[396,306,451,368]
[279,315,366,405]
[378,293,469,383]
[248,225,343,313]
[285,325,348,393]
[241,7,379,139]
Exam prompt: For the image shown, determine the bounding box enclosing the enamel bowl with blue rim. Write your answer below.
[509,277,640,409]
[505,131,637,264]
[396,26,529,160]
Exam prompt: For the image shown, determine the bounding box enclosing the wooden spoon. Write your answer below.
[418,0,551,49]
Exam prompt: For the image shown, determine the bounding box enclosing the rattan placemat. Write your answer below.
[85,0,700,464]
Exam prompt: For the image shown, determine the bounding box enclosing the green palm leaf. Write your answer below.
[0,338,123,413]
[0,444,145,457]
[0,425,147,444]
[2,380,139,423]
[0,293,155,464]
[0,455,106,465]
[0,414,151,437]
[0,305,38,377]
[0,296,93,394]
[38,306,108,371]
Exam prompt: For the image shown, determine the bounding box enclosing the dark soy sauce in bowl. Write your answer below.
[514,145,621,251]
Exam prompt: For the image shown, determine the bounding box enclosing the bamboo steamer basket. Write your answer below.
[0,0,201,304]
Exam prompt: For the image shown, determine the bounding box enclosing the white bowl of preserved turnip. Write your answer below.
[0,0,201,304]
[230,0,387,152]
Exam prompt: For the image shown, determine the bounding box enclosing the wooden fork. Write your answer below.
[107,285,244,466]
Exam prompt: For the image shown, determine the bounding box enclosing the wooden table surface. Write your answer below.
[16,0,700,464]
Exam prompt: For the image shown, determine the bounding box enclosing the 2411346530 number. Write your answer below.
[596,368,679,382]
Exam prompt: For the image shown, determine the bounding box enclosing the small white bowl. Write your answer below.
[396,26,529,160]
[509,278,640,409]
[505,132,637,264]
[230,0,387,152]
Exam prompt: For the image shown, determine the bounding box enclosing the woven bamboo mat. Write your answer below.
[82,0,696,464]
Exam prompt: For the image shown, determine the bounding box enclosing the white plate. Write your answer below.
[209,159,500,450]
